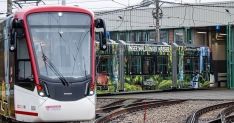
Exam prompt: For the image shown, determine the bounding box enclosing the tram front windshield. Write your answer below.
[27,12,91,79]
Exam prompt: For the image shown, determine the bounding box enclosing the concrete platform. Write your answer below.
[97,88,234,100]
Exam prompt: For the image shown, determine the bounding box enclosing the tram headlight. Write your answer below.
[36,82,49,97]
[87,83,95,96]
[39,92,44,96]
[89,90,94,95]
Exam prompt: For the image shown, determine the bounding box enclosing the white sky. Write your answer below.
[0,0,233,18]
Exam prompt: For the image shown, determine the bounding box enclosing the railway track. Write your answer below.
[94,99,186,123]
[186,101,234,123]
[96,99,166,114]
[100,99,127,108]
[207,105,234,123]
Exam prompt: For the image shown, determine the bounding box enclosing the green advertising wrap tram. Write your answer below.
[95,40,210,94]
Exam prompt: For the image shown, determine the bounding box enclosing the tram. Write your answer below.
[95,40,210,93]
[0,5,107,122]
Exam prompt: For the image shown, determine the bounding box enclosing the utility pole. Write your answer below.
[155,0,160,42]
[7,0,12,16]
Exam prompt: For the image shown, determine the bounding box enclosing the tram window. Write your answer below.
[194,57,199,73]
[98,56,109,74]
[203,57,208,72]
[16,38,34,91]
[184,56,200,73]
[18,61,32,80]
[17,38,30,59]
[129,56,141,75]
[142,56,155,74]
[156,56,168,74]
[184,57,192,73]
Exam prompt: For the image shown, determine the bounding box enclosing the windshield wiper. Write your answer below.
[40,44,48,76]
[41,53,69,86]
[83,56,87,79]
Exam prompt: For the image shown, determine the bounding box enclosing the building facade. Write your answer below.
[95,1,234,88]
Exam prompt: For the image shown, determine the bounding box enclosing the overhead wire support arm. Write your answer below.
[12,0,42,7]
[159,0,234,8]
[94,0,155,16]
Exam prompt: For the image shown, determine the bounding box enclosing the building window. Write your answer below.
[160,30,168,43]
[174,29,184,43]
[149,30,168,42]
[149,31,156,41]
[110,32,117,40]
[129,32,136,41]
[139,31,147,41]
[129,56,141,75]
[119,32,126,41]
[156,56,168,74]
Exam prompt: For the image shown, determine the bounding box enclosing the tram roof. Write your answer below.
[13,5,94,19]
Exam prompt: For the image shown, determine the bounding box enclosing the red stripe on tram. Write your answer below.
[15,110,38,116]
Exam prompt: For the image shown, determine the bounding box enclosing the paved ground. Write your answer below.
[97,88,234,100]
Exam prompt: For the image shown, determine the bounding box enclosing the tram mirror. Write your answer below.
[9,31,17,52]
[99,32,107,51]
[95,18,105,28]
[95,18,107,51]
[10,19,24,29]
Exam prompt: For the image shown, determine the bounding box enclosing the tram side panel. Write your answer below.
[0,17,43,122]
[177,46,197,88]
[0,18,14,119]
[96,42,174,93]
[95,42,120,93]
[0,18,7,116]
[123,44,173,91]
[177,46,210,89]
[199,46,211,87]
[95,42,211,94]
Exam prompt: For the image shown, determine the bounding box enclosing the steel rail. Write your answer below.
[96,100,168,113]
[95,100,186,123]
[186,101,234,123]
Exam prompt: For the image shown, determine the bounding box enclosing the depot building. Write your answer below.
[94,1,234,89]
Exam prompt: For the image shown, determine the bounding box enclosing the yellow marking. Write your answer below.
[4,52,6,63]
[1,80,5,112]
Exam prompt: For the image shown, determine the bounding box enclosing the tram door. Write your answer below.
[142,56,155,90]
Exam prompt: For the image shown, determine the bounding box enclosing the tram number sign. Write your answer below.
[31,106,36,111]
